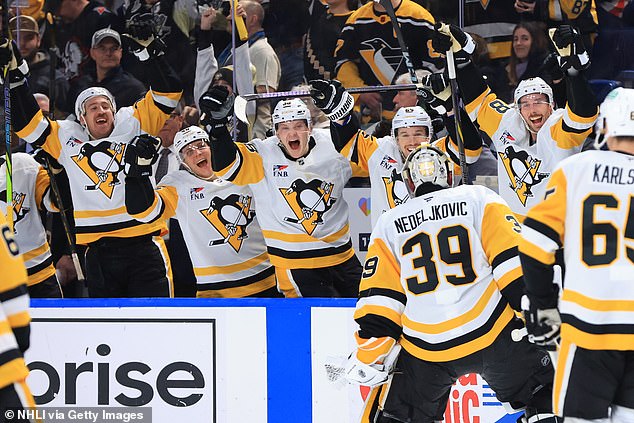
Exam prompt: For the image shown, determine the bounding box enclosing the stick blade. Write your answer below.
[234,96,249,124]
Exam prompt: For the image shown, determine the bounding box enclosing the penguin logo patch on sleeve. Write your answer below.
[0,191,29,231]
[280,179,337,235]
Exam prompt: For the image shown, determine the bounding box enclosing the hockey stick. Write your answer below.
[446,48,470,184]
[43,157,85,283]
[283,185,331,224]
[208,197,249,245]
[46,12,59,120]
[2,0,13,230]
[233,83,430,123]
[375,0,434,111]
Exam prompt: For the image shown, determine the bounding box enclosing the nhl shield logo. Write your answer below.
[71,141,126,199]
[280,179,337,235]
[200,194,255,252]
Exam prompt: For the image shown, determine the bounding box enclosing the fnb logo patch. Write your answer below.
[273,165,289,177]
[499,130,515,144]
[190,187,205,200]
[379,155,397,170]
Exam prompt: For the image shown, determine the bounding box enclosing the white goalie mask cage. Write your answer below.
[401,143,453,197]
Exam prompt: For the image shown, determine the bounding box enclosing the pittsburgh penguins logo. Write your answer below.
[360,38,403,85]
[71,141,126,199]
[280,179,336,235]
[200,194,255,253]
[382,168,409,208]
[498,146,549,205]
[0,191,29,229]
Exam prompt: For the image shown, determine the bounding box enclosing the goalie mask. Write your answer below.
[272,98,311,134]
[402,144,453,197]
[594,87,634,149]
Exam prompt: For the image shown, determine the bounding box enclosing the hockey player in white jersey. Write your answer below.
[431,23,598,219]
[309,79,482,228]
[519,87,634,421]
[0,151,62,298]
[346,144,560,423]
[125,126,278,298]
[1,13,182,298]
[202,84,361,298]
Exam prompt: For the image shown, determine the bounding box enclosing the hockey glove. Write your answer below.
[344,337,401,388]
[548,25,589,75]
[124,13,166,61]
[432,22,475,67]
[32,148,64,175]
[422,73,452,115]
[124,134,161,177]
[199,86,234,140]
[0,38,29,88]
[521,295,561,350]
[309,79,354,121]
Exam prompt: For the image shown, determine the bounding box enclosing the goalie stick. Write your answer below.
[446,48,470,184]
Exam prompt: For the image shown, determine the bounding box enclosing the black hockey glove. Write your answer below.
[0,38,29,87]
[123,13,166,61]
[199,85,234,140]
[521,294,561,350]
[549,25,589,74]
[431,22,475,67]
[422,73,452,115]
[125,134,161,177]
[32,148,64,175]
[309,79,354,121]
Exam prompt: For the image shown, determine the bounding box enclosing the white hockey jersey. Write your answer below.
[356,184,524,361]
[216,129,356,269]
[466,91,596,219]
[0,153,56,285]
[341,131,481,227]
[16,90,180,244]
[520,150,634,351]
[131,170,276,297]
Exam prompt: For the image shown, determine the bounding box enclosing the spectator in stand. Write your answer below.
[53,0,124,82]
[334,0,443,122]
[304,0,355,82]
[67,28,147,111]
[262,0,309,91]
[117,0,198,104]
[9,15,69,117]
[514,0,597,52]
[506,22,557,95]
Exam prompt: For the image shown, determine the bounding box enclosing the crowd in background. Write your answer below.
[1,0,633,298]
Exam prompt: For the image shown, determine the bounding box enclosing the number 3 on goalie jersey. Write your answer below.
[402,224,476,294]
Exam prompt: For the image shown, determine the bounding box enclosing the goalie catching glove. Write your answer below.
[0,38,29,88]
[124,134,161,177]
[344,335,401,388]
[309,79,354,121]
[548,25,589,74]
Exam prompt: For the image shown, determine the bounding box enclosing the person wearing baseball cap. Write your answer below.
[8,15,70,117]
[66,27,146,113]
